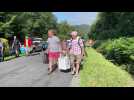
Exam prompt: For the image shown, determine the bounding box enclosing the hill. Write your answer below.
[72,24,90,34]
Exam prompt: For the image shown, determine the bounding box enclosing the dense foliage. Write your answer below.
[80,48,134,87]
[0,38,9,56]
[57,21,75,40]
[90,12,134,74]
[96,37,134,74]
[0,12,77,42]
[90,12,134,40]
[0,12,57,40]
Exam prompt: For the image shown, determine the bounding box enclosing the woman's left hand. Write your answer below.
[45,49,48,54]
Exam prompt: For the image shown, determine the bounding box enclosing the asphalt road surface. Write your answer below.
[0,52,73,87]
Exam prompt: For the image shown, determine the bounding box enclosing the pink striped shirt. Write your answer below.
[69,38,84,55]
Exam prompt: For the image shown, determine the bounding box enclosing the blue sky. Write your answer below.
[53,12,98,25]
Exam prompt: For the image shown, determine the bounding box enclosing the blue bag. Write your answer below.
[20,47,26,54]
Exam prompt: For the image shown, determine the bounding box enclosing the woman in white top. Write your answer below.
[47,29,61,74]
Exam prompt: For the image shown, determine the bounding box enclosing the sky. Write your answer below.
[53,12,98,25]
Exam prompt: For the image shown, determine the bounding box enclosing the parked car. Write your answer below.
[32,38,43,52]
[41,41,48,51]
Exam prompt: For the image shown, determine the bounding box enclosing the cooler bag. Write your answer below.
[58,55,71,70]
[20,47,26,54]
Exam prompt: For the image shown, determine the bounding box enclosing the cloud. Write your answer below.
[53,12,98,25]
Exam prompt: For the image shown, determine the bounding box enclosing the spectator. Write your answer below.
[12,36,21,57]
[0,39,3,62]
[24,36,32,56]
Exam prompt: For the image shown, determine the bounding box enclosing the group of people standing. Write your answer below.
[11,36,33,57]
[0,35,33,62]
[11,36,32,57]
[46,29,85,76]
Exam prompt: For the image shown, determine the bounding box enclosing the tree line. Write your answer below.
[90,12,134,74]
[90,12,134,40]
[0,12,76,42]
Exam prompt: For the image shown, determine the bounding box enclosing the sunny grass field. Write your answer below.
[80,47,134,87]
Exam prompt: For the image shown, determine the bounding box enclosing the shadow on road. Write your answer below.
[30,52,41,56]
[60,69,71,73]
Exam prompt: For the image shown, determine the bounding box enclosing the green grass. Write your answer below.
[4,56,16,61]
[4,54,25,61]
[80,47,134,87]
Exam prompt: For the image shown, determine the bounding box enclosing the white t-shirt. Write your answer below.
[47,36,61,52]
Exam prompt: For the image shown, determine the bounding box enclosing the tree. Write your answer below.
[33,12,57,39]
[90,12,134,40]
[0,12,18,37]
[0,12,58,41]
[57,21,75,40]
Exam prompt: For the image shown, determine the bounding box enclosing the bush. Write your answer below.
[0,38,10,56]
[92,40,105,49]
[80,48,134,87]
[96,37,134,74]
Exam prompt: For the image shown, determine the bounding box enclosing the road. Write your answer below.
[0,52,73,87]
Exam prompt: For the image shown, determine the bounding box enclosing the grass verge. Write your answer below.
[80,47,134,87]
[4,54,25,61]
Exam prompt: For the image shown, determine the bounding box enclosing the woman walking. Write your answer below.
[47,29,61,74]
